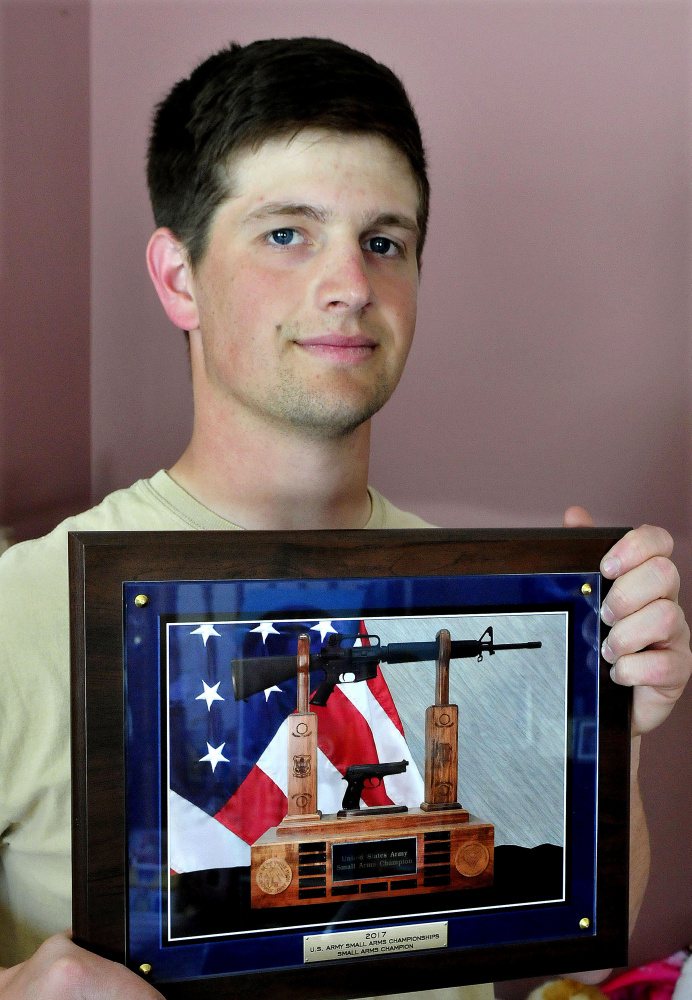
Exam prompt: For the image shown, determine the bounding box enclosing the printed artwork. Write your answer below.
[161,609,568,940]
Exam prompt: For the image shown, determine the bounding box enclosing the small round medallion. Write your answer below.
[455,841,490,877]
[256,857,293,895]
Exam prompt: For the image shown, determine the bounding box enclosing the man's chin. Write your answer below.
[269,388,394,440]
[280,407,378,441]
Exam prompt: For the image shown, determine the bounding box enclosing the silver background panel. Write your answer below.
[366,613,568,849]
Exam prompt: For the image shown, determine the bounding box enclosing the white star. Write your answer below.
[199,742,229,773]
[263,685,283,701]
[195,680,224,711]
[190,623,221,646]
[249,621,281,643]
[311,620,337,642]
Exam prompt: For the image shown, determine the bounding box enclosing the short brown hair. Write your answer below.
[147,37,429,267]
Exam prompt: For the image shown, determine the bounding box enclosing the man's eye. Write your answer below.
[367,236,398,256]
[268,228,301,246]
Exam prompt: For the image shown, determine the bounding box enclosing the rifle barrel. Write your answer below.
[383,639,542,662]
[491,642,542,651]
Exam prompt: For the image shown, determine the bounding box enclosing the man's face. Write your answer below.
[186,130,420,439]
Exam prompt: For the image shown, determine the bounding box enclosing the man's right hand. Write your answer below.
[0,932,163,999]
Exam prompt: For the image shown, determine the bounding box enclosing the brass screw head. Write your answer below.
[134,594,149,607]
[579,917,591,930]
[581,583,592,595]
[139,963,152,975]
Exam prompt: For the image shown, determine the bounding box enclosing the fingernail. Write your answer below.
[600,602,615,626]
[602,556,620,577]
[601,637,615,663]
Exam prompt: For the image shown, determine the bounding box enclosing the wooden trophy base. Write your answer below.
[251,807,494,909]
[277,812,322,829]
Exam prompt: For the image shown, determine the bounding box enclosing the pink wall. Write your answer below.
[90,0,691,534]
[0,0,91,539]
[1,0,690,988]
[90,10,692,974]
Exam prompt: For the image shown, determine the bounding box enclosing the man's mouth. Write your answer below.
[295,333,377,364]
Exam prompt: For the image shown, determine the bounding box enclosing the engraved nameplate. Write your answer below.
[304,921,448,963]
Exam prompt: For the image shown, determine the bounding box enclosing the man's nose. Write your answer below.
[313,243,374,313]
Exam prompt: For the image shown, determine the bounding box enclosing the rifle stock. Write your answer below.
[232,655,308,700]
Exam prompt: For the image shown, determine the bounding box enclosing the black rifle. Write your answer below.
[341,759,409,810]
[231,626,542,706]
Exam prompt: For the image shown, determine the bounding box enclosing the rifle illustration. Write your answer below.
[341,759,409,811]
[232,626,542,705]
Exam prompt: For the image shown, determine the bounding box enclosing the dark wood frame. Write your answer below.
[70,527,631,1000]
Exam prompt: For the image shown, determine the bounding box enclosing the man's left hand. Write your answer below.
[563,506,692,735]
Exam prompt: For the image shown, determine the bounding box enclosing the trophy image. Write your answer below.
[232,627,542,908]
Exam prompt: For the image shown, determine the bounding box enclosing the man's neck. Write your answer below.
[168,402,372,531]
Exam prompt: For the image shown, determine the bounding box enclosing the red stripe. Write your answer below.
[214,766,287,844]
[312,685,393,807]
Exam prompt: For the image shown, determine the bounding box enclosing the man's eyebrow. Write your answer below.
[243,203,330,224]
[368,212,419,237]
[242,204,419,238]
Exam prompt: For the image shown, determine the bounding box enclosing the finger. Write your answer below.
[601,524,673,579]
[601,599,686,664]
[611,648,692,735]
[23,934,164,1000]
[631,685,688,735]
[600,557,680,624]
[42,952,164,1000]
[562,505,594,528]
[608,643,692,692]
[631,675,691,735]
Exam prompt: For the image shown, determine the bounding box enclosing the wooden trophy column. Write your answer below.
[421,628,463,811]
[278,633,321,827]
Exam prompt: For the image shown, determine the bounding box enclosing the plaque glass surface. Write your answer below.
[70,528,631,999]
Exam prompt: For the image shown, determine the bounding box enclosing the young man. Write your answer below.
[0,37,689,1000]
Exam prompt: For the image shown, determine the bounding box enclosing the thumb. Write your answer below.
[562,505,594,528]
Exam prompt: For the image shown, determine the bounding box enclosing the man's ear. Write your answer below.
[146,228,200,331]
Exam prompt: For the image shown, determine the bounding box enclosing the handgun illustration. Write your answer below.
[341,760,409,812]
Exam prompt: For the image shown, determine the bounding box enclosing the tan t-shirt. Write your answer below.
[0,472,492,1000]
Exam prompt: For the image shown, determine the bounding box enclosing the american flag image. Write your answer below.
[167,618,424,874]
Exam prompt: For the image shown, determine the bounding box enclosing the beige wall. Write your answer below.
[2,0,691,989]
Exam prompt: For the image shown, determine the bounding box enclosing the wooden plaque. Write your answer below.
[69,528,631,1000]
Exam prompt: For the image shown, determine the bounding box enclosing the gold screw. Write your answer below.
[581,583,592,595]
[134,594,149,607]
[139,964,152,975]
[579,917,591,930]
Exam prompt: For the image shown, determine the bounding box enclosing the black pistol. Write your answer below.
[341,759,409,811]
